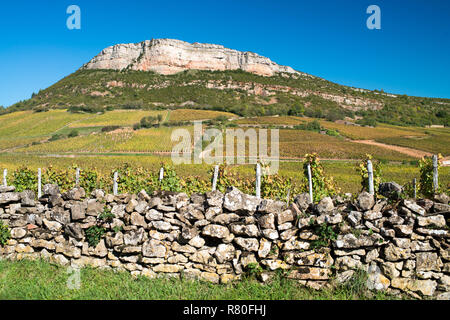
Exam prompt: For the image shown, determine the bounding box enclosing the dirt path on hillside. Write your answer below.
[353,140,433,158]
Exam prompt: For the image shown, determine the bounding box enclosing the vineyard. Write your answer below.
[3,154,448,203]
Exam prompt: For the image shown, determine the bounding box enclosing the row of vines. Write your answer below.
[4,153,447,202]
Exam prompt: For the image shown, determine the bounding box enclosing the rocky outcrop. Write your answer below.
[82,38,299,77]
[0,185,449,299]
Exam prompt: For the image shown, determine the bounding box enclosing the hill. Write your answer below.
[2,39,449,127]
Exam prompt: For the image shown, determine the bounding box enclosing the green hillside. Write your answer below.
[3,69,449,127]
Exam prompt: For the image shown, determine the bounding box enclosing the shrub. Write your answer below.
[356,154,382,194]
[419,154,442,197]
[68,130,79,138]
[85,225,106,247]
[0,221,11,246]
[301,153,339,202]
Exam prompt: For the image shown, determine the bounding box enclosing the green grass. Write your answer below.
[0,259,405,300]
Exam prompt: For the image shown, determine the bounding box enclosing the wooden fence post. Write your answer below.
[3,169,6,187]
[255,163,261,199]
[38,168,42,198]
[433,154,438,193]
[307,163,313,203]
[113,172,118,196]
[75,168,80,187]
[413,178,417,199]
[212,165,219,191]
[367,160,374,195]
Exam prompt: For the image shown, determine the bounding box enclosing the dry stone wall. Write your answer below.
[0,184,449,299]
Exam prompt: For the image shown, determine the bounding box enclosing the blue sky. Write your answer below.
[0,0,449,108]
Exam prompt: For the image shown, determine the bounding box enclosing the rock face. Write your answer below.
[82,39,299,77]
[0,185,449,299]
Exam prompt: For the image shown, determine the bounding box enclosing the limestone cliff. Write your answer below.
[82,39,300,76]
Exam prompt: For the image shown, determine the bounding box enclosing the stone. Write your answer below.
[287,267,331,280]
[212,213,240,225]
[123,228,145,246]
[234,237,259,251]
[417,215,446,228]
[335,256,363,271]
[363,210,382,221]
[206,190,224,207]
[257,213,275,229]
[153,264,183,273]
[367,264,390,291]
[383,243,411,262]
[84,38,299,77]
[43,184,59,197]
[380,262,401,279]
[261,229,279,240]
[294,193,311,211]
[199,272,220,284]
[130,212,147,228]
[0,192,20,204]
[152,221,172,231]
[434,193,449,205]
[393,225,413,237]
[378,182,403,199]
[230,224,259,237]
[347,211,362,227]
[202,224,230,239]
[92,239,108,257]
[171,242,196,254]
[145,209,163,221]
[142,240,167,258]
[214,244,235,263]
[277,209,295,225]
[43,219,62,232]
[257,199,286,214]
[335,270,355,284]
[402,199,426,216]
[257,238,272,258]
[70,203,86,221]
[296,251,334,268]
[433,202,450,213]
[282,239,310,251]
[416,252,443,272]
[0,185,15,192]
[261,259,289,271]
[391,278,437,296]
[10,227,26,239]
[316,197,334,214]
[65,187,86,201]
[365,248,379,263]
[19,190,35,207]
[188,235,205,248]
[223,187,261,215]
[357,192,374,211]
[108,205,124,219]
[190,250,213,264]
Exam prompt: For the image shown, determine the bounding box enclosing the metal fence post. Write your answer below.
[159,167,164,182]
[255,163,261,199]
[307,163,313,203]
[212,165,219,191]
[38,168,42,198]
[75,168,80,187]
[113,171,118,196]
[432,155,438,193]
[367,160,374,195]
